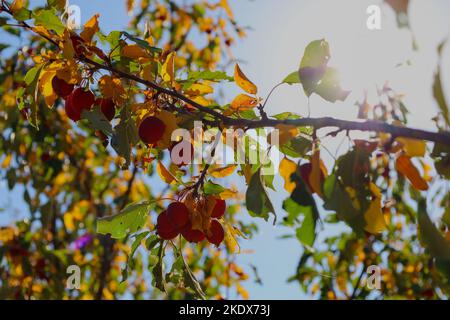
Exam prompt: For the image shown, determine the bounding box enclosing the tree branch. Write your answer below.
[81,56,450,146]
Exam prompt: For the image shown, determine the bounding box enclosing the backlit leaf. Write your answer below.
[97,202,150,239]
[395,155,428,191]
[279,157,297,193]
[234,63,257,95]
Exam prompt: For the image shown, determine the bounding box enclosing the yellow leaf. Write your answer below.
[396,137,426,157]
[156,161,176,184]
[161,52,175,84]
[234,63,257,94]
[98,75,127,105]
[279,157,297,193]
[121,44,149,59]
[309,149,323,197]
[219,188,238,199]
[364,183,387,234]
[38,70,58,107]
[61,30,75,59]
[230,94,259,110]
[156,110,179,150]
[10,0,25,12]
[268,124,299,145]
[80,14,99,43]
[185,83,214,97]
[1,154,12,169]
[395,155,428,191]
[210,165,237,178]
[224,222,241,254]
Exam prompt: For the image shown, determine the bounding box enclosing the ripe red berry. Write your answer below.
[156,210,179,240]
[167,202,190,229]
[169,140,194,166]
[138,116,166,145]
[211,198,226,219]
[206,220,224,246]
[96,98,116,121]
[65,88,95,121]
[52,76,74,98]
[181,223,206,243]
[65,93,80,121]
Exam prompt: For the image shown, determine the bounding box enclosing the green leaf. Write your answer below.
[323,174,365,234]
[96,202,150,239]
[81,106,113,137]
[24,64,44,128]
[122,32,162,54]
[298,39,349,102]
[33,9,65,35]
[203,181,225,195]
[187,70,233,82]
[282,71,301,85]
[433,40,449,126]
[111,106,139,169]
[418,200,450,279]
[315,67,350,102]
[246,168,276,222]
[152,242,166,293]
[283,198,316,247]
[299,39,330,96]
[279,136,312,158]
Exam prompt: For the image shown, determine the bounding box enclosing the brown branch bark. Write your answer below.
[81,57,450,146]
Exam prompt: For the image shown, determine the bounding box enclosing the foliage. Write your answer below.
[0,0,449,300]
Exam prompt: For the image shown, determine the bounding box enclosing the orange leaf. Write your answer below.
[234,63,257,94]
[156,161,176,184]
[395,155,428,191]
[162,52,175,84]
[279,157,297,193]
[80,14,99,43]
[122,44,149,59]
[210,165,237,178]
[230,94,258,110]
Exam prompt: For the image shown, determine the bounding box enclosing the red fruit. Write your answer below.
[65,93,81,121]
[96,98,116,121]
[156,210,179,240]
[211,198,226,219]
[181,223,206,243]
[206,220,224,246]
[52,76,74,98]
[138,116,166,145]
[167,202,190,229]
[169,140,194,166]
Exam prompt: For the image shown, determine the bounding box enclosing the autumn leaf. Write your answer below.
[396,137,426,157]
[155,110,178,150]
[38,70,57,107]
[363,183,387,234]
[279,157,297,193]
[395,155,428,191]
[122,44,150,59]
[210,165,237,178]
[184,83,214,97]
[98,75,127,105]
[162,52,176,85]
[268,124,299,146]
[157,161,177,184]
[234,63,257,95]
[80,14,100,43]
[230,94,258,110]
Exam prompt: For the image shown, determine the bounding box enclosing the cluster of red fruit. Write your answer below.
[156,199,226,246]
[138,116,194,165]
[52,76,116,123]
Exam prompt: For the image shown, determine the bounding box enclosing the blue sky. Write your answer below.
[1,0,450,299]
